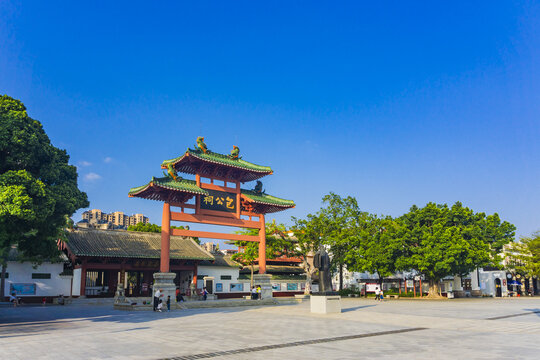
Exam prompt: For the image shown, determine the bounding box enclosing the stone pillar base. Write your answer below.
[253,274,272,300]
[310,295,341,314]
[153,272,177,306]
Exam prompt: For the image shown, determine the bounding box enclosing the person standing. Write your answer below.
[251,286,257,300]
[256,285,261,300]
[153,288,162,311]
[203,287,208,301]
[166,296,171,312]
[379,289,384,302]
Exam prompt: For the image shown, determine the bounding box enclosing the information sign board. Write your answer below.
[10,283,36,295]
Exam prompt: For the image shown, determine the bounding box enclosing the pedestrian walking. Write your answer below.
[256,285,261,300]
[374,287,380,301]
[379,289,384,301]
[203,287,208,301]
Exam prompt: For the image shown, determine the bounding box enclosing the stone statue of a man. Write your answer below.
[313,245,335,295]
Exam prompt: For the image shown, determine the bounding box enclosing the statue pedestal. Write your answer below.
[153,272,177,306]
[310,294,341,314]
[253,274,273,299]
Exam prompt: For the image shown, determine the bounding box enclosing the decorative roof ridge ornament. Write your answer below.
[196,136,209,154]
[163,163,181,182]
[253,180,265,195]
[229,145,241,160]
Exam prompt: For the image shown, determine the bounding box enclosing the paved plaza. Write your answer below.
[1,297,539,359]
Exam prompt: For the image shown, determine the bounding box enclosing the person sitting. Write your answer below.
[157,299,163,312]
[9,292,19,307]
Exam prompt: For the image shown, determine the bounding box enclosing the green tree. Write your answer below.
[318,193,365,290]
[127,222,199,243]
[127,222,162,233]
[397,202,515,297]
[291,213,324,294]
[232,221,292,288]
[346,215,404,287]
[0,95,89,298]
[506,231,540,280]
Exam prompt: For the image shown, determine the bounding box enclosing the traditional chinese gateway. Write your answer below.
[128,138,295,301]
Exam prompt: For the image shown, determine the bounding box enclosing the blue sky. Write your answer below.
[1,1,539,240]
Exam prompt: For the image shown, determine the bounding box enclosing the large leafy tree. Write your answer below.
[317,193,365,290]
[346,215,404,287]
[506,231,540,279]
[232,221,293,288]
[397,202,515,297]
[0,95,89,298]
[291,213,324,294]
[127,223,198,243]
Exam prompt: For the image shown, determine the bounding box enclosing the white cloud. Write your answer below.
[104,157,113,163]
[84,172,102,181]
[79,160,92,167]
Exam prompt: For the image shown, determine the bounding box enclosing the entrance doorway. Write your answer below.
[495,278,502,297]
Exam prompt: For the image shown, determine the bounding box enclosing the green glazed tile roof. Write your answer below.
[129,177,207,197]
[65,229,214,260]
[241,189,295,208]
[161,148,273,182]
[129,177,295,213]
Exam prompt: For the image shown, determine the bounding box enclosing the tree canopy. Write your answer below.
[0,95,89,297]
[396,202,515,296]
[126,222,199,243]
[506,231,540,278]
[232,220,293,287]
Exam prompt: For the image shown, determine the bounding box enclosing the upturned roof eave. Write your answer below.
[160,149,273,175]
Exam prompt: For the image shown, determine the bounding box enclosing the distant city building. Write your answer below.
[202,242,218,253]
[78,209,149,230]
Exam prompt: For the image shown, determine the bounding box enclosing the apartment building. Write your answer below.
[80,209,149,229]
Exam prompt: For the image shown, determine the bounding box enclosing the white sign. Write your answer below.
[406,280,414,287]
[366,284,380,292]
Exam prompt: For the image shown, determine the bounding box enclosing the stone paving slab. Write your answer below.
[0,297,539,359]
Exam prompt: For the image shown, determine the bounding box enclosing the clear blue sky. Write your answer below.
[1,1,539,239]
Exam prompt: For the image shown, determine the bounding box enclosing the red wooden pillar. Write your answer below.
[420,278,423,297]
[399,279,402,295]
[160,202,171,273]
[413,280,416,297]
[195,175,201,214]
[258,215,266,274]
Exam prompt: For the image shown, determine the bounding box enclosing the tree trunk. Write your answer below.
[427,278,442,298]
[305,272,312,295]
[339,263,343,291]
[0,261,6,299]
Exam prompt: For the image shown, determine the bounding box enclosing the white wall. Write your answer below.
[3,261,71,297]
[72,268,81,296]
[197,266,240,293]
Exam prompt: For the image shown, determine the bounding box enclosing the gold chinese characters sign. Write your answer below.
[200,189,237,213]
